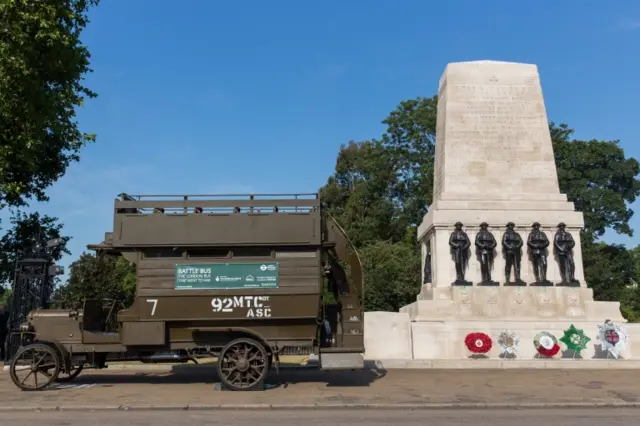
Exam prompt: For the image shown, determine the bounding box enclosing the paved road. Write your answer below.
[2,368,640,408]
[0,409,638,425]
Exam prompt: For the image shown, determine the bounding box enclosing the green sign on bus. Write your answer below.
[175,262,279,290]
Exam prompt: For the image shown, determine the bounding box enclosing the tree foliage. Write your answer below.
[321,96,640,316]
[53,253,136,308]
[551,123,640,243]
[380,96,437,229]
[360,240,421,312]
[321,140,402,247]
[0,0,99,208]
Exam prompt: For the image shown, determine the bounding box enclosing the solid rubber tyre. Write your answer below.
[217,337,268,391]
[9,342,61,391]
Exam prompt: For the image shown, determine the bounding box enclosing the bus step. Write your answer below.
[319,352,364,370]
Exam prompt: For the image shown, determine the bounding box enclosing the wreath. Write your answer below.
[464,332,492,354]
[559,324,591,355]
[497,330,519,356]
[533,331,560,357]
[596,320,628,359]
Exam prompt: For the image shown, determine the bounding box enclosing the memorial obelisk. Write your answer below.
[399,61,624,359]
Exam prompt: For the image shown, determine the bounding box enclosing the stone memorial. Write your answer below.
[381,60,631,360]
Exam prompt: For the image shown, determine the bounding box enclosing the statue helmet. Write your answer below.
[506,221,515,227]
[479,221,489,227]
[532,221,541,227]
[454,221,463,227]
[557,222,566,228]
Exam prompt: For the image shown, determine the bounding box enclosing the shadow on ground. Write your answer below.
[56,363,387,391]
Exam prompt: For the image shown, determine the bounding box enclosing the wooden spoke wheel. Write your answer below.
[9,343,61,391]
[55,363,84,383]
[217,337,269,391]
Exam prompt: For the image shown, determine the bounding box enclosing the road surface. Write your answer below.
[2,368,640,408]
[0,408,638,425]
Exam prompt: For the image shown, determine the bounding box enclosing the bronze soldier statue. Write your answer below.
[527,222,551,285]
[554,222,579,286]
[502,222,525,285]
[449,222,471,285]
[475,222,498,285]
[423,241,432,284]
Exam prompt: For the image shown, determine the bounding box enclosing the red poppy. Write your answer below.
[464,332,492,354]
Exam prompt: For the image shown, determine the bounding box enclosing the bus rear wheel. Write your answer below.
[217,337,269,391]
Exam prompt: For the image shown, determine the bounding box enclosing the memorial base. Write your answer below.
[478,280,500,287]
[408,319,630,360]
[531,280,554,287]
[556,280,581,288]
[363,310,640,361]
[363,285,637,361]
[504,280,527,286]
[404,285,623,322]
[452,280,472,287]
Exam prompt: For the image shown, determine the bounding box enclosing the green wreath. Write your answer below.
[559,324,591,355]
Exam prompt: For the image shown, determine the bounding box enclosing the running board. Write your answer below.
[319,352,364,370]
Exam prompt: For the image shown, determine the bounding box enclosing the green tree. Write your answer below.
[550,123,640,318]
[360,240,421,311]
[583,242,636,302]
[320,96,439,247]
[54,252,136,308]
[551,123,640,243]
[321,140,403,247]
[0,0,100,208]
[380,96,437,230]
[0,211,70,286]
[621,246,640,322]
[0,287,11,309]
[321,96,640,313]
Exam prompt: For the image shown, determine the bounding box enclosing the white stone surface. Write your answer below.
[361,311,640,363]
[432,60,561,202]
[364,358,640,369]
[364,311,413,359]
[401,285,622,322]
[376,60,632,365]
[419,60,587,288]
[410,320,640,360]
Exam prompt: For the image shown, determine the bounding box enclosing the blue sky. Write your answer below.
[2,0,640,276]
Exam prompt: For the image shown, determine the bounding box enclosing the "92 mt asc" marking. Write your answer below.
[211,296,272,318]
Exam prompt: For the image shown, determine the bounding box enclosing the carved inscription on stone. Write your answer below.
[506,287,536,317]
[536,287,556,317]
[564,290,585,318]
[481,288,500,317]
[457,287,473,317]
[436,62,561,197]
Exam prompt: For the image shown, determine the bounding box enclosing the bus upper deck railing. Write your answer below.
[114,193,320,215]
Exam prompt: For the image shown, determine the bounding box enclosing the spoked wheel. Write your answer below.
[9,343,61,391]
[55,363,84,383]
[217,337,269,391]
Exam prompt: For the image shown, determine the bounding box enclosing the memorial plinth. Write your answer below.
[397,60,626,360]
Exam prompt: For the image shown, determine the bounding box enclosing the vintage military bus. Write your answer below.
[8,193,364,391]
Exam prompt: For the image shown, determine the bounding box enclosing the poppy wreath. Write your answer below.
[533,331,561,357]
[464,332,493,354]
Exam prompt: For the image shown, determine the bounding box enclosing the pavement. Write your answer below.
[0,409,638,425]
[1,366,640,411]
[99,358,640,370]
